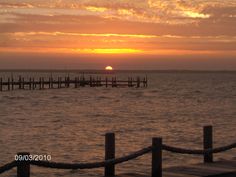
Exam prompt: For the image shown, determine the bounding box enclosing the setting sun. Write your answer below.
[105,66,113,70]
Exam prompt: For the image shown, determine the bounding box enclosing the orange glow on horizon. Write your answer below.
[73,48,142,54]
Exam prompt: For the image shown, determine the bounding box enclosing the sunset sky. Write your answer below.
[0,0,236,70]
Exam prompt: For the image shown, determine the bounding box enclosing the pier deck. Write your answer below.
[0,75,148,91]
[120,158,236,177]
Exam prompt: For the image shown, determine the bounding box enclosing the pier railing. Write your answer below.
[0,75,148,91]
[0,125,236,177]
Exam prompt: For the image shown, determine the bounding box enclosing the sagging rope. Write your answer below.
[26,142,236,169]
[30,146,152,169]
[0,142,235,172]
[0,161,17,174]
[162,142,236,155]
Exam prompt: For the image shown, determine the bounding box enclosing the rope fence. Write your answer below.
[0,125,235,177]
[162,142,236,155]
[30,146,152,169]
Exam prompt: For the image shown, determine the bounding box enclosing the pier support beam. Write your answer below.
[203,125,213,163]
[152,137,162,177]
[105,133,115,177]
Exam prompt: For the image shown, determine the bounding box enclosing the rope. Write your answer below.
[162,142,236,155]
[0,142,235,171]
[0,161,17,174]
[30,146,152,169]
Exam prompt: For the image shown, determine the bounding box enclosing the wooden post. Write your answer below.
[99,77,101,86]
[39,78,42,90]
[114,77,117,87]
[42,78,44,89]
[90,76,92,87]
[29,78,31,90]
[106,77,108,87]
[81,75,85,87]
[57,77,60,88]
[137,77,140,88]
[145,76,148,87]
[0,77,2,91]
[8,78,10,91]
[152,137,162,177]
[32,78,35,90]
[17,152,30,177]
[75,77,77,88]
[64,77,66,88]
[22,78,25,89]
[51,77,53,89]
[19,76,21,89]
[105,133,115,177]
[67,76,70,88]
[11,77,14,90]
[203,125,213,163]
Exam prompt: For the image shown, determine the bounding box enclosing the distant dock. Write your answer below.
[0,75,148,91]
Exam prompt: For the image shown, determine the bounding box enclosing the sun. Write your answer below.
[105,66,113,71]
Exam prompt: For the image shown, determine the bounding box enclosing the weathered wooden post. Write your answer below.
[8,78,10,91]
[114,77,117,87]
[105,133,115,177]
[39,78,42,90]
[74,77,77,88]
[90,76,92,87]
[22,78,25,89]
[64,77,67,88]
[51,77,54,89]
[144,76,148,87]
[152,137,162,177]
[203,125,213,163]
[57,77,60,88]
[19,76,21,89]
[29,78,32,90]
[42,78,45,89]
[67,76,70,88]
[81,75,85,87]
[59,77,62,88]
[17,152,30,177]
[106,77,108,87]
[78,77,80,87]
[137,77,140,88]
[0,77,2,91]
[11,77,14,90]
[32,78,35,90]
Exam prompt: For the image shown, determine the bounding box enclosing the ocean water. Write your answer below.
[0,71,235,177]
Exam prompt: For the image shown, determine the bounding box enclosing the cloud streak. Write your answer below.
[0,0,236,69]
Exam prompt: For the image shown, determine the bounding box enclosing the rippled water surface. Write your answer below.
[0,71,235,177]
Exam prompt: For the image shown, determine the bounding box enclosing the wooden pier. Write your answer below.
[0,75,147,91]
[120,158,236,177]
[0,125,235,177]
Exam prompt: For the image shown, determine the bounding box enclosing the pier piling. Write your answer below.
[152,137,162,177]
[203,125,213,163]
[7,78,10,91]
[0,78,2,91]
[105,133,115,177]
[17,152,30,177]
[0,75,148,91]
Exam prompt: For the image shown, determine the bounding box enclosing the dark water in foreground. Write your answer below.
[0,71,235,177]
